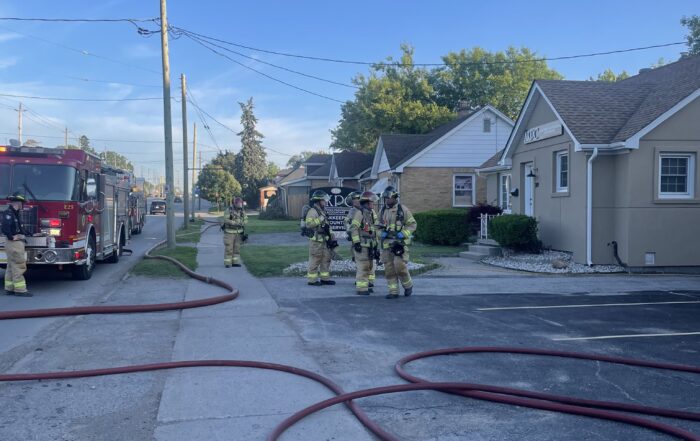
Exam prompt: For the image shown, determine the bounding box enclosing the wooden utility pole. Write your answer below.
[198,150,202,210]
[64,127,68,148]
[191,122,197,221]
[181,73,189,229]
[160,0,176,248]
[17,102,23,144]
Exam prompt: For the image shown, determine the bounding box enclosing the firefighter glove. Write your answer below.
[353,242,362,253]
[397,232,405,240]
[380,231,388,239]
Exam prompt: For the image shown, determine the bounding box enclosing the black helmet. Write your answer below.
[310,190,330,202]
[7,192,26,203]
[381,186,399,199]
[360,191,378,203]
[345,191,361,205]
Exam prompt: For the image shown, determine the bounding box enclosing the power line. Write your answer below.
[60,75,161,88]
[186,89,220,150]
[0,17,157,23]
[183,32,345,103]
[175,26,692,67]
[0,93,163,102]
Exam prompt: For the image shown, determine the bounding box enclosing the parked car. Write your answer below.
[150,200,166,215]
[174,195,183,203]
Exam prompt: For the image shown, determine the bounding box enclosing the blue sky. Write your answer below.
[0,0,697,186]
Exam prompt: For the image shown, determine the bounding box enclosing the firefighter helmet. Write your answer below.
[233,197,243,206]
[7,192,26,203]
[310,190,330,202]
[360,191,378,203]
[345,191,361,205]
[381,186,399,200]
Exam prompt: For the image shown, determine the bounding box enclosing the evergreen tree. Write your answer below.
[235,98,267,207]
[78,135,98,155]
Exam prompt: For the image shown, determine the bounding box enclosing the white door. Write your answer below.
[524,163,535,217]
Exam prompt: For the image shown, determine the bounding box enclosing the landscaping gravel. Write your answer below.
[283,259,427,276]
[482,250,625,274]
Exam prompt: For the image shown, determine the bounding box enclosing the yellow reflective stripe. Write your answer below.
[406,217,416,223]
[320,272,330,277]
[4,282,13,289]
[14,280,26,289]
[356,281,369,287]
[368,275,376,281]
[351,220,361,227]
[351,235,360,242]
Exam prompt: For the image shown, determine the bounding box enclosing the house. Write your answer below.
[496,54,700,269]
[364,106,514,212]
[329,151,373,188]
[276,154,332,218]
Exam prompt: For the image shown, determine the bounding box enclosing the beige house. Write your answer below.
[364,106,514,212]
[488,54,700,269]
[276,154,332,218]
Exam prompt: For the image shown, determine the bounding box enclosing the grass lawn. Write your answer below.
[131,246,198,278]
[176,218,204,243]
[240,241,466,277]
[246,216,298,234]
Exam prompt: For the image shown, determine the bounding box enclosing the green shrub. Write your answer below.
[259,195,289,220]
[489,214,542,252]
[413,208,470,245]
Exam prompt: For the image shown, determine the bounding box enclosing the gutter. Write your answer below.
[586,147,599,266]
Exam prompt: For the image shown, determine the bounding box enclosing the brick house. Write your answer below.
[363,106,514,212]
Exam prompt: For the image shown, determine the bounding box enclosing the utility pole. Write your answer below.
[181,73,189,230]
[17,102,24,144]
[160,0,176,249]
[64,127,68,148]
[191,122,197,221]
[198,150,202,210]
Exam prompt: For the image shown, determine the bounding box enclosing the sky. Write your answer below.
[0,0,697,187]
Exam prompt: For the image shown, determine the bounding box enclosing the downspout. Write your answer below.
[586,147,599,266]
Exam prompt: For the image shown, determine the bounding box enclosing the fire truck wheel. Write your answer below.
[72,236,96,280]
[107,228,125,264]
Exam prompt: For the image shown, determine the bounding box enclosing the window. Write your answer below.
[556,151,568,192]
[453,174,474,207]
[11,165,81,201]
[0,164,9,198]
[483,118,491,133]
[659,154,695,199]
[499,174,511,212]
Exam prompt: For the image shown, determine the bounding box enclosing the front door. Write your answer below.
[524,163,535,217]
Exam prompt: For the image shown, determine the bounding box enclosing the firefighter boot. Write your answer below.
[12,291,33,297]
[308,281,322,286]
[385,293,399,300]
[320,280,336,285]
[403,287,413,297]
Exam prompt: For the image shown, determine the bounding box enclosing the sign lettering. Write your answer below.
[310,187,354,232]
[524,121,563,144]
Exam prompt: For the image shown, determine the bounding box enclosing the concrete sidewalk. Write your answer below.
[153,216,375,441]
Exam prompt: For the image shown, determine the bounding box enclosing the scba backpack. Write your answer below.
[299,205,316,237]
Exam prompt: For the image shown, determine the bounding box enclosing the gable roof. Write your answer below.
[533,54,700,147]
[307,162,331,178]
[303,154,331,165]
[277,166,306,186]
[332,150,373,178]
[479,148,505,169]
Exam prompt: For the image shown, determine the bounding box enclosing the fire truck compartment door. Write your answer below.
[101,181,115,248]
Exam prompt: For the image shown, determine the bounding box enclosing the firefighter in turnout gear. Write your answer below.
[378,186,417,299]
[1,192,32,296]
[349,191,379,295]
[344,191,377,288]
[305,190,336,286]
[222,197,248,267]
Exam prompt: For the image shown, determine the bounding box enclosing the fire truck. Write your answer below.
[0,145,131,280]
[129,177,147,235]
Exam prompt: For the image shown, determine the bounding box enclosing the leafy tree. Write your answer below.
[100,150,134,172]
[24,139,41,147]
[211,150,237,176]
[196,163,241,211]
[266,161,280,180]
[589,68,630,82]
[681,15,700,55]
[331,44,455,152]
[234,97,267,207]
[78,135,98,155]
[429,47,563,120]
[286,150,327,168]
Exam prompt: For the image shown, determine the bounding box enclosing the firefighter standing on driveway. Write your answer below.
[222,197,247,267]
[378,186,417,299]
[2,192,32,297]
[349,191,379,295]
[305,190,336,286]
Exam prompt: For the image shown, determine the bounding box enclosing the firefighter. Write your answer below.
[378,186,417,299]
[222,197,248,267]
[305,190,335,286]
[2,192,32,296]
[349,191,379,295]
[344,190,376,288]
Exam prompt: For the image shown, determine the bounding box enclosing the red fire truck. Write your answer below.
[0,145,131,280]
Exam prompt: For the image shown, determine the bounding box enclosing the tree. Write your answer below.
[24,139,41,147]
[266,161,280,180]
[331,44,454,152]
[286,150,327,168]
[78,135,98,155]
[589,68,630,82]
[234,97,268,207]
[196,163,241,211]
[211,150,237,176]
[429,47,563,120]
[100,150,134,172]
[681,15,700,55]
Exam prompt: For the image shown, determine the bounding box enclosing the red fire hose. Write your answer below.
[1,237,698,440]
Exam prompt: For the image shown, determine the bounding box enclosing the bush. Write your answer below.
[489,214,542,252]
[259,195,288,220]
[413,208,470,245]
[467,203,503,234]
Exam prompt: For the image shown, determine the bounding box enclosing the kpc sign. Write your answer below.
[524,121,563,144]
[309,186,355,231]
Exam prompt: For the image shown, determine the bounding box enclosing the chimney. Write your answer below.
[638,67,652,74]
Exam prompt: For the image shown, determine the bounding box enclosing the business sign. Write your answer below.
[310,186,354,232]
[524,121,563,144]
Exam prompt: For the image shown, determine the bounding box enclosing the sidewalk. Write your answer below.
[153,216,375,440]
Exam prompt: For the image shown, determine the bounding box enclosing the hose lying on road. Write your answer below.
[1,226,698,440]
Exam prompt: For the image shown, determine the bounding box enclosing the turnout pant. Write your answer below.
[308,240,332,282]
[353,248,374,293]
[4,240,28,293]
[223,232,242,266]
[381,249,412,296]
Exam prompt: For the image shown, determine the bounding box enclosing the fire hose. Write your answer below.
[1,233,699,440]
